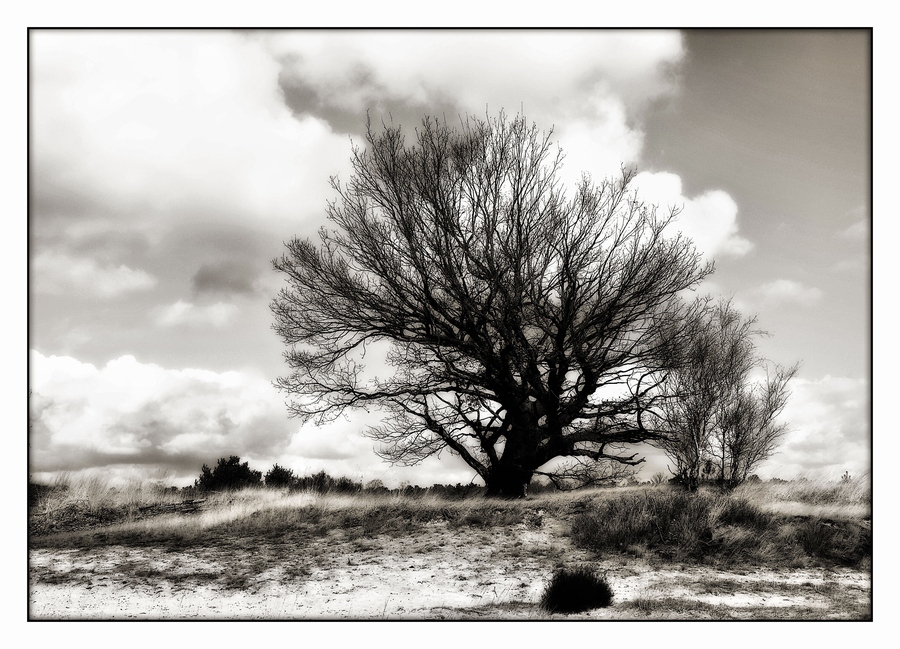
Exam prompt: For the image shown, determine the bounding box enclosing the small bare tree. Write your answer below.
[271,112,712,497]
[651,300,797,490]
[712,363,796,488]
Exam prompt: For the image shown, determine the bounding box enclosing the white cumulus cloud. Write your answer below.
[155,300,240,328]
[29,350,296,483]
[31,250,157,298]
[266,30,685,182]
[30,31,352,235]
[28,350,481,488]
[630,171,753,260]
[754,279,824,307]
[762,375,870,480]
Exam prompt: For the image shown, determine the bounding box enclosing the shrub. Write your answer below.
[293,470,362,494]
[264,464,296,488]
[195,456,262,492]
[795,518,871,566]
[540,566,614,614]
[364,479,388,493]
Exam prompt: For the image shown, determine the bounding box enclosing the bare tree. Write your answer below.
[271,113,711,497]
[712,363,797,488]
[651,300,797,490]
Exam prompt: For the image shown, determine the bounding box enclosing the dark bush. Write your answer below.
[334,476,362,493]
[540,566,614,614]
[195,456,262,491]
[264,464,296,488]
[293,470,362,494]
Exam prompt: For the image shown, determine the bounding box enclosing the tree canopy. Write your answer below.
[195,456,262,492]
[272,113,713,497]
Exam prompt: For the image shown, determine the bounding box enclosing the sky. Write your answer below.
[27,29,872,488]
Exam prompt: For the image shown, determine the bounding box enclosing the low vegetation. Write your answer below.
[540,566,614,613]
[30,469,870,573]
[569,479,871,569]
[28,470,870,619]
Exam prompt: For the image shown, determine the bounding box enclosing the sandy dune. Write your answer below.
[29,516,870,620]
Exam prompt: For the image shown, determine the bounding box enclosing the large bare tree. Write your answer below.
[271,113,712,497]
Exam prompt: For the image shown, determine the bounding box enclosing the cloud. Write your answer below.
[28,350,480,488]
[31,250,157,298]
[192,260,259,296]
[754,279,824,307]
[630,171,753,259]
[267,30,685,181]
[30,31,352,240]
[838,220,868,240]
[832,258,866,273]
[761,375,870,480]
[268,31,683,122]
[29,31,692,316]
[155,300,240,328]
[29,350,296,482]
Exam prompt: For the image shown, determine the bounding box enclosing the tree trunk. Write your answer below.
[484,464,534,499]
[683,473,700,492]
[484,416,541,498]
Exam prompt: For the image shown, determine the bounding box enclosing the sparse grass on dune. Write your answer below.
[30,476,871,571]
[29,475,870,620]
[29,474,197,536]
[29,486,571,550]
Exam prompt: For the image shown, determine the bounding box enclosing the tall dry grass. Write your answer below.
[570,479,871,568]
[731,473,871,520]
[29,480,575,549]
[30,473,186,517]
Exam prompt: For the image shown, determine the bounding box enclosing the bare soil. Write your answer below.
[29,511,871,620]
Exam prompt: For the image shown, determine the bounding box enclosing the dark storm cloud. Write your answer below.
[30,158,154,265]
[277,61,373,136]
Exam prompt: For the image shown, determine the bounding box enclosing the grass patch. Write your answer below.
[570,487,870,568]
[621,595,726,616]
[570,490,716,560]
[30,488,568,551]
[30,477,871,574]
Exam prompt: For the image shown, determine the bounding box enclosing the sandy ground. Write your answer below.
[29,515,871,620]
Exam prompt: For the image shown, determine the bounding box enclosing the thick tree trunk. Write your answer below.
[484,464,534,499]
[484,415,542,498]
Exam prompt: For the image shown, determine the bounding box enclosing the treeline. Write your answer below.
[186,457,779,496]
[188,455,561,499]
